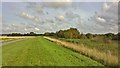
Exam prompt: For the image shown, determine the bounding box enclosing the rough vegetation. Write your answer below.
[44,37,118,66]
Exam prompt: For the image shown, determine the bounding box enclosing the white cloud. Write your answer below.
[91,2,118,33]
[97,17,106,22]
[55,15,65,21]
[20,12,40,22]
[59,16,64,19]
[94,2,118,22]
[35,27,40,31]
[21,12,35,19]
[24,28,27,31]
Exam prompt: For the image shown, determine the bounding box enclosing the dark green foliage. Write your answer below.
[56,28,80,39]
[56,30,65,38]
[44,32,56,36]
[79,34,87,39]
[105,33,114,40]
[117,32,120,40]
[29,32,35,36]
[5,32,43,36]
[86,33,93,39]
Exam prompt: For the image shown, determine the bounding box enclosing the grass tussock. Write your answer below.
[44,36,118,66]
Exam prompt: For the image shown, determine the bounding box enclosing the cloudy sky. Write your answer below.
[1,0,119,34]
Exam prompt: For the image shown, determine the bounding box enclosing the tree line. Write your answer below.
[1,28,120,40]
[2,32,43,36]
[43,28,120,40]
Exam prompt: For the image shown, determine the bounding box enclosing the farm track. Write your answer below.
[0,38,26,46]
[2,36,103,66]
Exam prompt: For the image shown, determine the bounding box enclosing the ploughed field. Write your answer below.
[1,36,103,66]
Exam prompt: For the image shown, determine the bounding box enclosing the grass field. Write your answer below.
[1,36,103,66]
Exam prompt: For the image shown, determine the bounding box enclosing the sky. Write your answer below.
[0,0,119,34]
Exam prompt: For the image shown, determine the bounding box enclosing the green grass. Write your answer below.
[59,38,118,56]
[1,36,103,66]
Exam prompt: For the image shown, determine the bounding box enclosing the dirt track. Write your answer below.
[0,36,34,38]
[0,38,26,46]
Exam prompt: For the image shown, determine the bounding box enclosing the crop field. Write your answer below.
[0,36,34,43]
[1,36,103,66]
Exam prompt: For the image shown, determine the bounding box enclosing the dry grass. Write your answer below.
[0,36,34,39]
[44,36,118,66]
